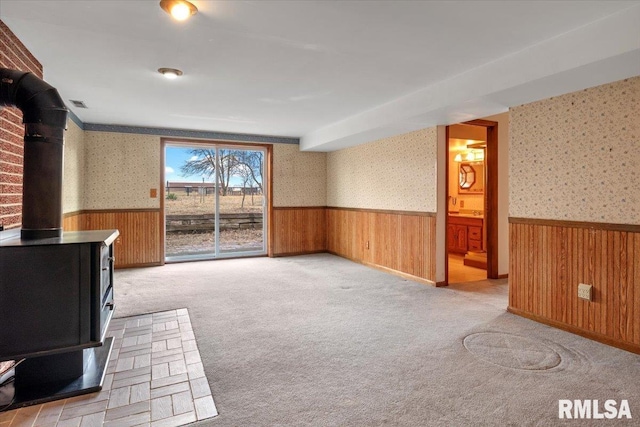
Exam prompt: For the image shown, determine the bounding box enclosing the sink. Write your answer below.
[449,212,484,218]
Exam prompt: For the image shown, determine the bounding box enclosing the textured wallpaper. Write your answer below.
[510,76,639,224]
[272,143,327,207]
[82,134,322,210]
[84,131,161,210]
[327,127,438,212]
[62,119,84,213]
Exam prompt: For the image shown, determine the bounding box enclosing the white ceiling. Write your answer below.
[1,1,639,151]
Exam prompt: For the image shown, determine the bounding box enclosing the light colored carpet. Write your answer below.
[114,253,640,426]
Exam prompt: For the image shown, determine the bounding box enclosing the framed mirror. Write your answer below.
[459,162,484,194]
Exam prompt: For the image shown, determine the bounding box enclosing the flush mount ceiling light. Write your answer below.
[160,0,198,21]
[158,68,183,79]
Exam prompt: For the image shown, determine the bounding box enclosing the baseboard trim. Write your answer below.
[327,251,436,287]
[271,250,328,257]
[115,262,163,269]
[497,274,509,279]
[274,250,438,287]
[507,306,640,355]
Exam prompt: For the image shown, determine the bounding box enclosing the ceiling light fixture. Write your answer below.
[158,68,183,79]
[160,0,198,21]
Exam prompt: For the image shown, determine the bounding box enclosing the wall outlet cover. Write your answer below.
[578,283,593,301]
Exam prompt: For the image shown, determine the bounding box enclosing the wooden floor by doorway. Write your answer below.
[448,254,486,283]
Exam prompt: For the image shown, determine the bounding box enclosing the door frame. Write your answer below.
[160,137,274,264]
[444,119,499,283]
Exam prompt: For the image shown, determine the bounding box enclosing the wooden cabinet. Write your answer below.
[448,224,468,254]
[448,216,483,254]
[468,226,483,251]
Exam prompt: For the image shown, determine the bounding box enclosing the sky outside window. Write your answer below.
[165,146,260,187]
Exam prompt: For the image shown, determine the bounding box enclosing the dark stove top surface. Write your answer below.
[0,229,119,247]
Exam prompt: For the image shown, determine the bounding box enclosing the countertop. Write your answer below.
[0,229,120,247]
[449,211,484,219]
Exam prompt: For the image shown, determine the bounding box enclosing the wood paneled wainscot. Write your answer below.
[509,218,640,354]
[271,207,327,256]
[327,207,437,285]
[63,211,83,232]
[63,209,162,268]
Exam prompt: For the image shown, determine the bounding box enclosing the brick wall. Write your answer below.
[0,20,43,230]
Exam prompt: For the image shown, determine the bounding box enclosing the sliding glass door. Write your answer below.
[164,142,267,261]
[217,147,266,255]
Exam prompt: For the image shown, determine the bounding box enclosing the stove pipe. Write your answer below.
[0,68,68,239]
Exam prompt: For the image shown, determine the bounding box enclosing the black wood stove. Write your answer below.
[0,228,118,409]
[0,68,117,410]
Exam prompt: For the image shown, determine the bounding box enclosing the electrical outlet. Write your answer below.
[578,283,592,301]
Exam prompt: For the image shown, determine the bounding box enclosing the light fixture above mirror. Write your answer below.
[454,149,484,162]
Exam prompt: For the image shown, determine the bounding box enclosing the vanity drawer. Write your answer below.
[469,239,482,251]
[468,226,482,241]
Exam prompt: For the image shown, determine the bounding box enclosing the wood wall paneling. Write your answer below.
[63,210,162,268]
[71,206,324,267]
[67,204,433,285]
[272,207,327,256]
[83,210,162,268]
[509,219,640,354]
[63,211,83,231]
[327,207,436,284]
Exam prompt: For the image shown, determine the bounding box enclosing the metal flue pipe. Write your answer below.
[0,68,68,239]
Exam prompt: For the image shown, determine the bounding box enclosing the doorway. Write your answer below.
[445,119,498,284]
[163,141,268,262]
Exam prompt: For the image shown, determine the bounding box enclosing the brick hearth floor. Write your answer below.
[0,309,218,427]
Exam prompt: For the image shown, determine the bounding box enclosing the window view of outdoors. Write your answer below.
[165,146,265,259]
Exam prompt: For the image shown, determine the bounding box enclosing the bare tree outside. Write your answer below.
[234,150,264,193]
[180,149,240,195]
[180,149,263,196]
[236,163,253,208]
[167,146,266,258]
